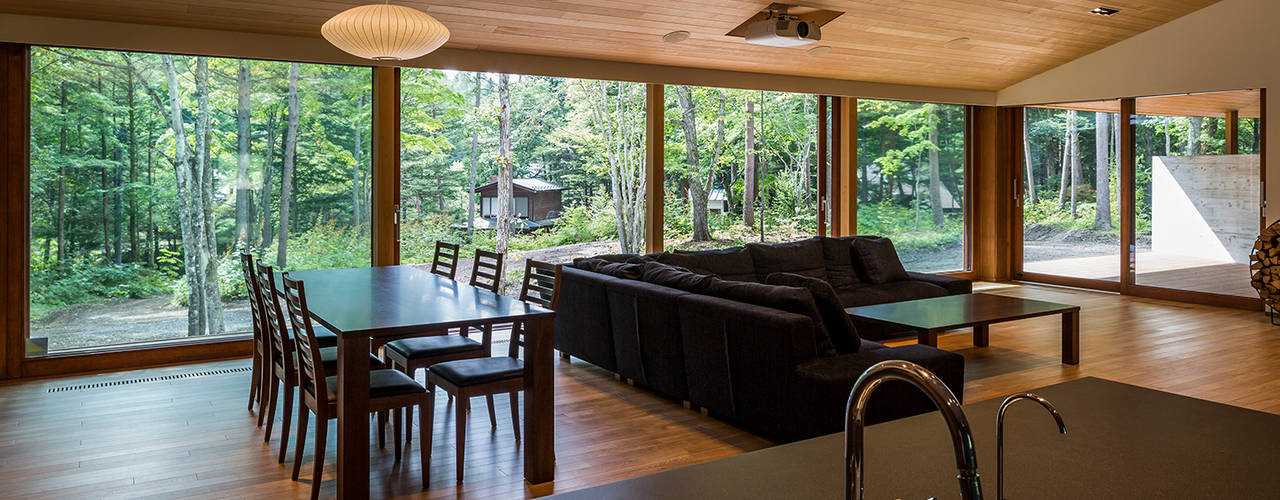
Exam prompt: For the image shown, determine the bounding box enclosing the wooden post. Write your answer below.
[1226,109,1239,154]
[832,96,858,236]
[970,106,1019,281]
[0,43,29,379]
[371,66,400,267]
[817,95,827,236]
[645,83,664,253]
[1120,98,1137,288]
[829,97,842,235]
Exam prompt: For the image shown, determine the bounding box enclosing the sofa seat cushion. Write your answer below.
[852,236,911,284]
[641,261,716,293]
[748,238,828,282]
[819,236,859,289]
[702,278,833,358]
[658,247,757,282]
[430,357,523,387]
[836,281,948,308]
[765,272,859,356]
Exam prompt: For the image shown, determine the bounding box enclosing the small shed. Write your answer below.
[708,188,727,212]
[474,178,565,220]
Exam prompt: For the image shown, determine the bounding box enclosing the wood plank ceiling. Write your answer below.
[1034,89,1262,118]
[0,0,1221,91]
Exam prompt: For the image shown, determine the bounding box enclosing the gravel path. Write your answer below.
[32,296,253,351]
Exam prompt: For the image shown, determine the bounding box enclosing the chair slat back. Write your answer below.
[519,259,559,310]
[431,241,460,280]
[253,261,291,360]
[281,272,326,400]
[239,251,267,348]
[470,249,505,294]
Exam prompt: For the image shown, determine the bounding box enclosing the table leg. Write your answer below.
[524,317,556,484]
[974,324,989,347]
[917,329,939,347]
[337,334,371,500]
[1062,309,1080,365]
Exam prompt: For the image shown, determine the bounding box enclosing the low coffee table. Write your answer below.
[845,293,1080,364]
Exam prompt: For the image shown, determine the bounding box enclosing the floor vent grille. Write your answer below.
[47,366,252,393]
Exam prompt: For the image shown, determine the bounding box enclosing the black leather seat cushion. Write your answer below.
[430,357,523,386]
[386,335,484,360]
[284,325,338,348]
[317,346,384,371]
[323,369,426,402]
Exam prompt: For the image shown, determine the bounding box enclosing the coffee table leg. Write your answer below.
[917,329,939,347]
[974,324,989,347]
[1062,309,1080,365]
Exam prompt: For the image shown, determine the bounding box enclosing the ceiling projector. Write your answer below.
[744,15,821,47]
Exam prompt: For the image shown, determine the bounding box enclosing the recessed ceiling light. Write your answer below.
[943,37,970,49]
[1090,6,1120,16]
[806,45,831,56]
[663,31,690,43]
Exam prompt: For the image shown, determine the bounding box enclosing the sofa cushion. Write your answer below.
[658,247,757,282]
[852,236,910,284]
[572,257,644,280]
[640,261,716,293]
[819,236,859,289]
[702,278,835,358]
[765,272,859,355]
[906,271,972,295]
[836,281,948,308]
[747,238,828,282]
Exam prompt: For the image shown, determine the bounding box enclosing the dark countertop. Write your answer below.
[547,377,1280,499]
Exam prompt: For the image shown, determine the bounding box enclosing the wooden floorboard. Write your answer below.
[3,283,1280,499]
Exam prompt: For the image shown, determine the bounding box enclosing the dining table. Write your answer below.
[282,265,557,499]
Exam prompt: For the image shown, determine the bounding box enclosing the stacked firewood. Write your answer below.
[1250,221,1280,308]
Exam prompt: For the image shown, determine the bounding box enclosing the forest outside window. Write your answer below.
[27,47,372,354]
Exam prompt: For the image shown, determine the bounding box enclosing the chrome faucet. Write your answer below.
[996,393,1066,500]
[845,360,982,500]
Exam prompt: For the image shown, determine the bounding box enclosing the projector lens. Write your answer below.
[797,22,809,37]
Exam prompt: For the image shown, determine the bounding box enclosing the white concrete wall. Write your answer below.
[1151,155,1261,263]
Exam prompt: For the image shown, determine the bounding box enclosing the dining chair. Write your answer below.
[430,241,460,279]
[470,248,505,294]
[254,261,382,464]
[239,250,270,425]
[425,259,557,483]
[281,272,433,499]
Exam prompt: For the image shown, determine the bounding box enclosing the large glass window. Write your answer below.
[28,47,371,353]
[662,86,818,250]
[399,70,646,295]
[1020,103,1122,281]
[857,100,967,272]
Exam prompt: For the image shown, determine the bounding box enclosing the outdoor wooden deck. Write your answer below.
[1024,251,1255,298]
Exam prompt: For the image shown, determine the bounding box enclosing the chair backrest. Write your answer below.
[239,251,267,348]
[519,259,559,310]
[431,241,460,280]
[470,249,505,294]
[280,272,326,401]
[253,261,291,362]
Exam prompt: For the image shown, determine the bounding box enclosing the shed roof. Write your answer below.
[474,178,565,193]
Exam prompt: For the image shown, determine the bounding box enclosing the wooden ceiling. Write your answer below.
[1033,89,1262,118]
[0,0,1221,91]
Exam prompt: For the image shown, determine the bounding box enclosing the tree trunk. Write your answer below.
[496,74,514,254]
[468,75,481,240]
[1094,113,1111,230]
[1164,116,1171,155]
[147,128,155,266]
[277,63,300,268]
[1058,112,1071,206]
[235,60,252,248]
[928,106,944,228]
[352,92,365,226]
[160,55,205,337]
[260,110,277,249]
[586,81,646,253]
[1188,116,1202,155]
[1023,113,1036,204]
[744,96,756,227]
[1069,110,1080,218]
[196,58,225,335]
[676,86,712,241]
[56,83,67,265]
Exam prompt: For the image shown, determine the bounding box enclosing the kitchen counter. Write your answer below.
[547,377,1280,499]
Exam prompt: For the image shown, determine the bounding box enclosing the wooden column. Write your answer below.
[970,106,1020,282]
[832,96,857,236]
[371,66,400,267]
[645,83,664,253]
[1,43,28,379]
[816,95,827,236]
[1226,109,1240,154]
[1119,98,1137,287]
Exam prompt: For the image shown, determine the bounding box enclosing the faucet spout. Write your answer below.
[996,393,1066,500]
[844,360,981,500]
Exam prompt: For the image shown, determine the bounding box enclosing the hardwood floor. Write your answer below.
[3,283,1279,499]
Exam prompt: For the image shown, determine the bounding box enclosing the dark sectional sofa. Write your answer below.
[554,236,971,442]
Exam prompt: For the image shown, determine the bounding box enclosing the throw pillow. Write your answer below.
[640,261,716,293]
[766,272,861,354]
[659,246,757,282]
[703,278,837,358]
[818,236,859,290]
[852,236,910,284]
[746,238,828,282]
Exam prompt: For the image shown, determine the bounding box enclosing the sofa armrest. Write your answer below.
[906,271,972,295]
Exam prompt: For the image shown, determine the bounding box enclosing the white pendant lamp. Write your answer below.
[321,2,450,61]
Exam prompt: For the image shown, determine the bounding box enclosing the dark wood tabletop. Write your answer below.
[546,377,1280,499]
[845,292,1077,331]
[284,265,553,338]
